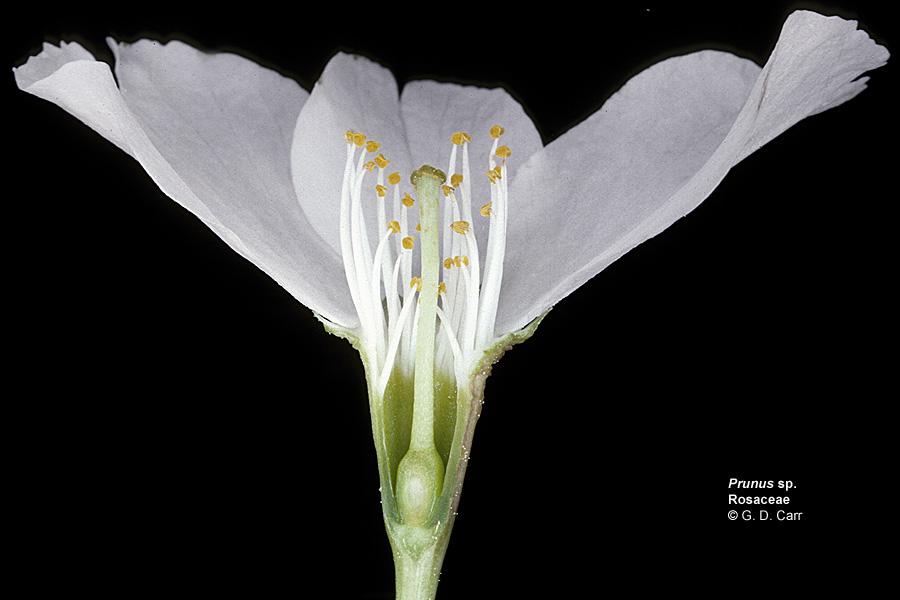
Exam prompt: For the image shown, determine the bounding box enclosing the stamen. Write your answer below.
[443,258,453,269]
[495,145,512,158]
[388,172,401,185]
[345,137,385,364]
[339,139,363,319]
[445,137,478,366]
[366,140,380,153]
[489,124,505,139]
[477,153,508,348]
[443,143,459,276]
[375,184,387,198]
[480,202,492,217]
[375,154,390,168]
[450,173,463,187]
[375,165,394,334]
[388,252,405,336]
[410,276,422,291]
[364,161,376,172]
[435,305,464,379]
[402,236,415,250]
[388,220,401,234]
[349,144,374,314]
[398,186,414,370]
[452,134,482,359]
[441,184,454,197]
[481,134,500,290]
[377,287,419,395]
[370,226,396,322]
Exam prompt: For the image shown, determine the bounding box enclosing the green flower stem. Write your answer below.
[393,538,445,600]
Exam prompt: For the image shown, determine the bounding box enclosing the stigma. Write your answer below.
[337,125,511,393]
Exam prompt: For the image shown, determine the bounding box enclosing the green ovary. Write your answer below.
[382,368,458,521]
[396,447,444,526]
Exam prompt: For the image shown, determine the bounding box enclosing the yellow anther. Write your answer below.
[364,161,376,172]
[416,223,422,232]
[410,276,422,292]
[451,131,472,145]
[443,258,454,269]
[462,255,469,267]
[487,166,503,183]
[480,202,493,217]
[441,184,454,197]
[402,236,415,250]
[388,220,401,234]
[450,173,464,187]
[450,220,470,235]
[374,154,389,169]
[375,184,387,198]
[352,132,367,147]
[495,145,512,158]
[388,172,401,185]
[345,130,355,143]
[438,281,447,295]
[366,140,380,153]
[489,124,505,139]
[401,193,415,207]
[453,256,462,267]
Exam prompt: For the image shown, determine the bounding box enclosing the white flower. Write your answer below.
[15,10,888,599]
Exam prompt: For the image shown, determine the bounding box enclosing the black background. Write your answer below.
[5,2,896,597]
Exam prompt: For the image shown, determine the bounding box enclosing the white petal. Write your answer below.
[737,12,890,160]
[14,41,94,89]
[15,40,358,328]
[497,10,888,335]
[401,79,543,251]
[14,41,134,153]
[291,52,414,255]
